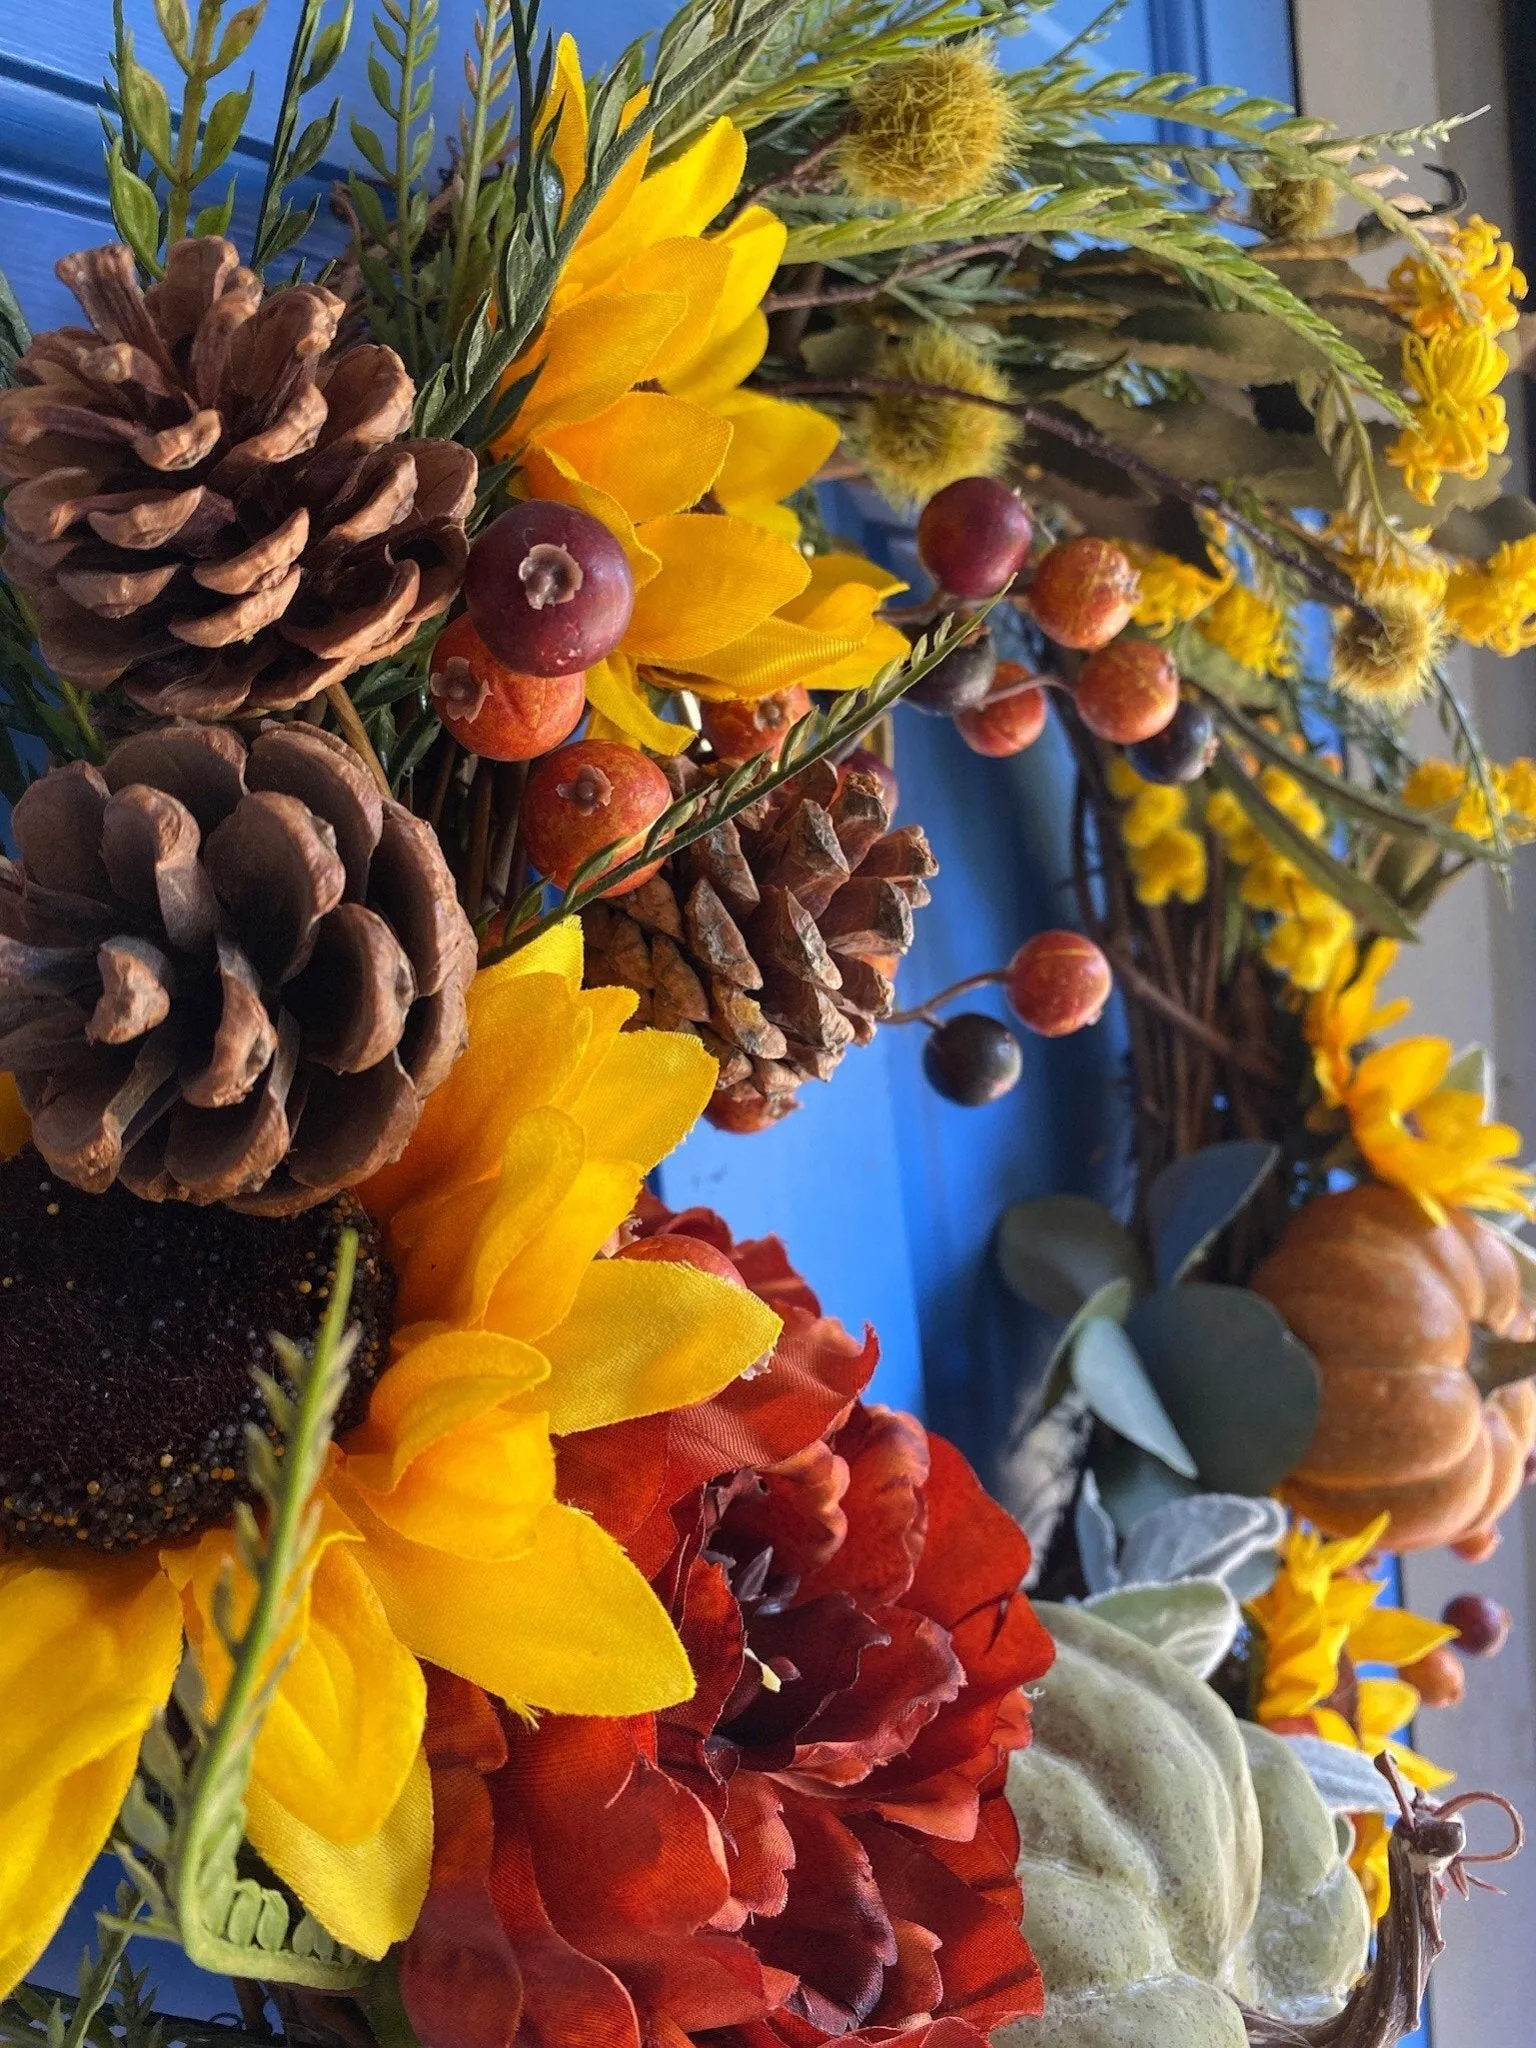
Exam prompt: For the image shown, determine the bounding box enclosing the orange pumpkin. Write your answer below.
[1250,1183,1536,1554]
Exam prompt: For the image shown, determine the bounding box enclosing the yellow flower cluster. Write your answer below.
[1444,533,1536,654]
[1385,217,1525,506]
[1121,540,1232,634]
[1105,756,1207,905]
[1207,767,1353,991]
[1306,938,1536,1220]
[1248,1512,1456,1918]
[1322,517,1449,610]
[1403,754,1536,843]
[1196,582,1297,676]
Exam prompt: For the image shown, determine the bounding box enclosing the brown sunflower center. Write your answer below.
[0,1149,395,1552]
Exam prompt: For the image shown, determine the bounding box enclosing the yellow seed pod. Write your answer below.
[858,325,1016,509]
[1250,175,1337,243]
[1333,593,1447,709]
[841,42,1018,208]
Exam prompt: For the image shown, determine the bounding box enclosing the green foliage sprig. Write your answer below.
[1,1945,275,2048]
[106,1234,372,1991]
[105,0,266,272]
[0,263,30,385]
[349,0,440,374]
[252,0,354,274]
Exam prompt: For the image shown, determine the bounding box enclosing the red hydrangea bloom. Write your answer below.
[401,1208,1053,2048]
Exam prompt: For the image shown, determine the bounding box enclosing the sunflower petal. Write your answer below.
[343,1327,552,1492]
[484,1157,643,1342]
[354,1497,695,1715]
[584,651,698,753]
[1348,1607,1458,1668]
[429,1108,587,1329]
[711,392,840,521]
[247,1746,433,1959]
[564,1020,720,1169]
[510,291,687,443]
[343,1397,556,1563]
[541,1258,782,1434]
[1355,1676,1423,1744]
[613,239,734,382]
[0,1740,146,1999]
[626,513,811,662]
[543,391,732,522]
[619,116,744,247]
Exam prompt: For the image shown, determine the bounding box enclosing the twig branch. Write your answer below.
[763,236,1028,311]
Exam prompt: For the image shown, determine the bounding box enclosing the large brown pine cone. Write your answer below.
[583,757,936,1127]
[0,240,475,718]
[0,721,476,1211]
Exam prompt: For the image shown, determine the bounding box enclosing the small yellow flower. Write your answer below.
[1322,517,1449,610]
[1444,534,1536,655]
[1388,324,1511,505]
[1198,584,1296,676]
[1389,214,1527,340]
[841,41,1018,208]
[1249,1512,1457,1916]
[1251,174,1336,244]
[1305,938,1410,1107]
[1332,591,1446,709]
[858,324,1016,509]
[1121,541,1233,633]
[1105,758,1209,905]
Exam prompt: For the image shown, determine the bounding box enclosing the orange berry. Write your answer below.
[1074,639,1181,744]
[1402,1644,1466,1709]
[955,663,1051,755]
[429,615,587,759]
[1005,930,1113,1037]
[521,740,672,896]
[700,688,811,764]
[1028,537,1139,650]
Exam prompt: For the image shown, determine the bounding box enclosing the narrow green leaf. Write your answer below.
[288,103,340,178]
[213,4,266,73]
[122,60,174,174]
[349,119,391,180]
[153,0,192,59]
[301,3,352,89]
[192,175,237,237]
[195,82,254,182]
[107,140,163,269]
[367,50,396,114]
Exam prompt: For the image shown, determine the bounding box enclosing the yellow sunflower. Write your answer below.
[0,925,780,1993]
[1249,1512,1457,1916]
[494,37,906,751]
[1303,938,1535,1221]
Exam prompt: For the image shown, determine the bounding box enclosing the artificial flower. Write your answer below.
[1320,517,1449,610]
[1331,588,1445,708]
[400,1206,1052,2048]
[1389,214,1527,340]
[1208,768,1357,992]
[1404,753,1536,843]
[1388,323,1511,506]
[1249,1512,1456,1916]
[1121,539,1232,633]
[857,323,1017,509]
[1106,755,1209,905]
[839,41,1019,208]
[1303,937,1536,1221]
[0,927,780,1992]
[1444,534,1536,655]
[493,38,904,751]
[1198,582,1296,676]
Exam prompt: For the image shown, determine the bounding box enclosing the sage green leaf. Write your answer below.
[1126,1284,1321,1494]
[1093,1435,1199,1538]
[1075,1470,1122,1594]
[1084,1578,1241,1678]
[215,4,266,73]
[122,59,174,175]
[349,119,391,181]
[1207,748,1420,941]
[198,83,254,181]
[1280,1736,1403,1816]
[108,140,163,268]
[996,1194,1148,1317]
[1441,1043,1491,1111]
[1118,1492,1288,1590]
[1042,1275,1139,1404]
[153,0,192,60]
[1147,1140,1279,1287]
[1072,1318,1199,1478]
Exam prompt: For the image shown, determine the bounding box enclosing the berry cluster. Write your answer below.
[916,929,1115,1108]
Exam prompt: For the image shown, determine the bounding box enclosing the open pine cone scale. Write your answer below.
[584,760,937,1124]
[0,721,475,1212]
[0,240,476,717]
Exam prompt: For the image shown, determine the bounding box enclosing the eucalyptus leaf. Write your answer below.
[1282,1736,1404,1817]
[1127,1284,1321,1494]
[1147,1140,1279,1287]
[1072,1317,1198,1478]
[1084,1577,1241,1678]
[1118,1491,1288,1589]
[996,1195,1147,1317]
[1074,1469,1122,1594]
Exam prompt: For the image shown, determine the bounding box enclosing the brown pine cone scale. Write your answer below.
[1,722,476,1211]
[0,240,476,718]
[583,759,936,1125]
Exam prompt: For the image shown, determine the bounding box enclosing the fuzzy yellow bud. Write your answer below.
[841,42,1017,209]
[1333,593,1447,709]
[1250,175,1336,243]
[858,325,1016,510]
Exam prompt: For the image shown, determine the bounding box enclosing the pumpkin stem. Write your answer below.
[1239,1754,1523,2047]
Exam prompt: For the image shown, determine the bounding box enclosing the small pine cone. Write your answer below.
[582,758,937,1127]
[0,721,476,1211]
[0,240,476,718]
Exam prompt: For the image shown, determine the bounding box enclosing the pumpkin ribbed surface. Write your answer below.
[1251,1182,1536,1552]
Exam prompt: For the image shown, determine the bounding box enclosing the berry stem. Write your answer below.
[325,683,393,799]
[757,372,1380,626]
[888,969,1006,1026]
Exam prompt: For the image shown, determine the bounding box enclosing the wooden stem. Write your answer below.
[325,684,392,798]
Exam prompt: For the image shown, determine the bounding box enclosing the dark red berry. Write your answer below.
[905,630,997,714]
[955,663,1051,756]
[1442,1594,1512,1658]
[838,748,899,819]
[917,477,1034,599]
[1075,640,1181,745]
[922,1013,1024,1105]
[429,614,587,759]
[465,501,635,677]
[1028,537,1140,650]
[1125,699,1217,783]
[699,687,811,764]
[1006,931,1113,1037]
[520,739,671,896]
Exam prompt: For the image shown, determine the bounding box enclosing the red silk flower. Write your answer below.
[400,1207,1054,2048]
